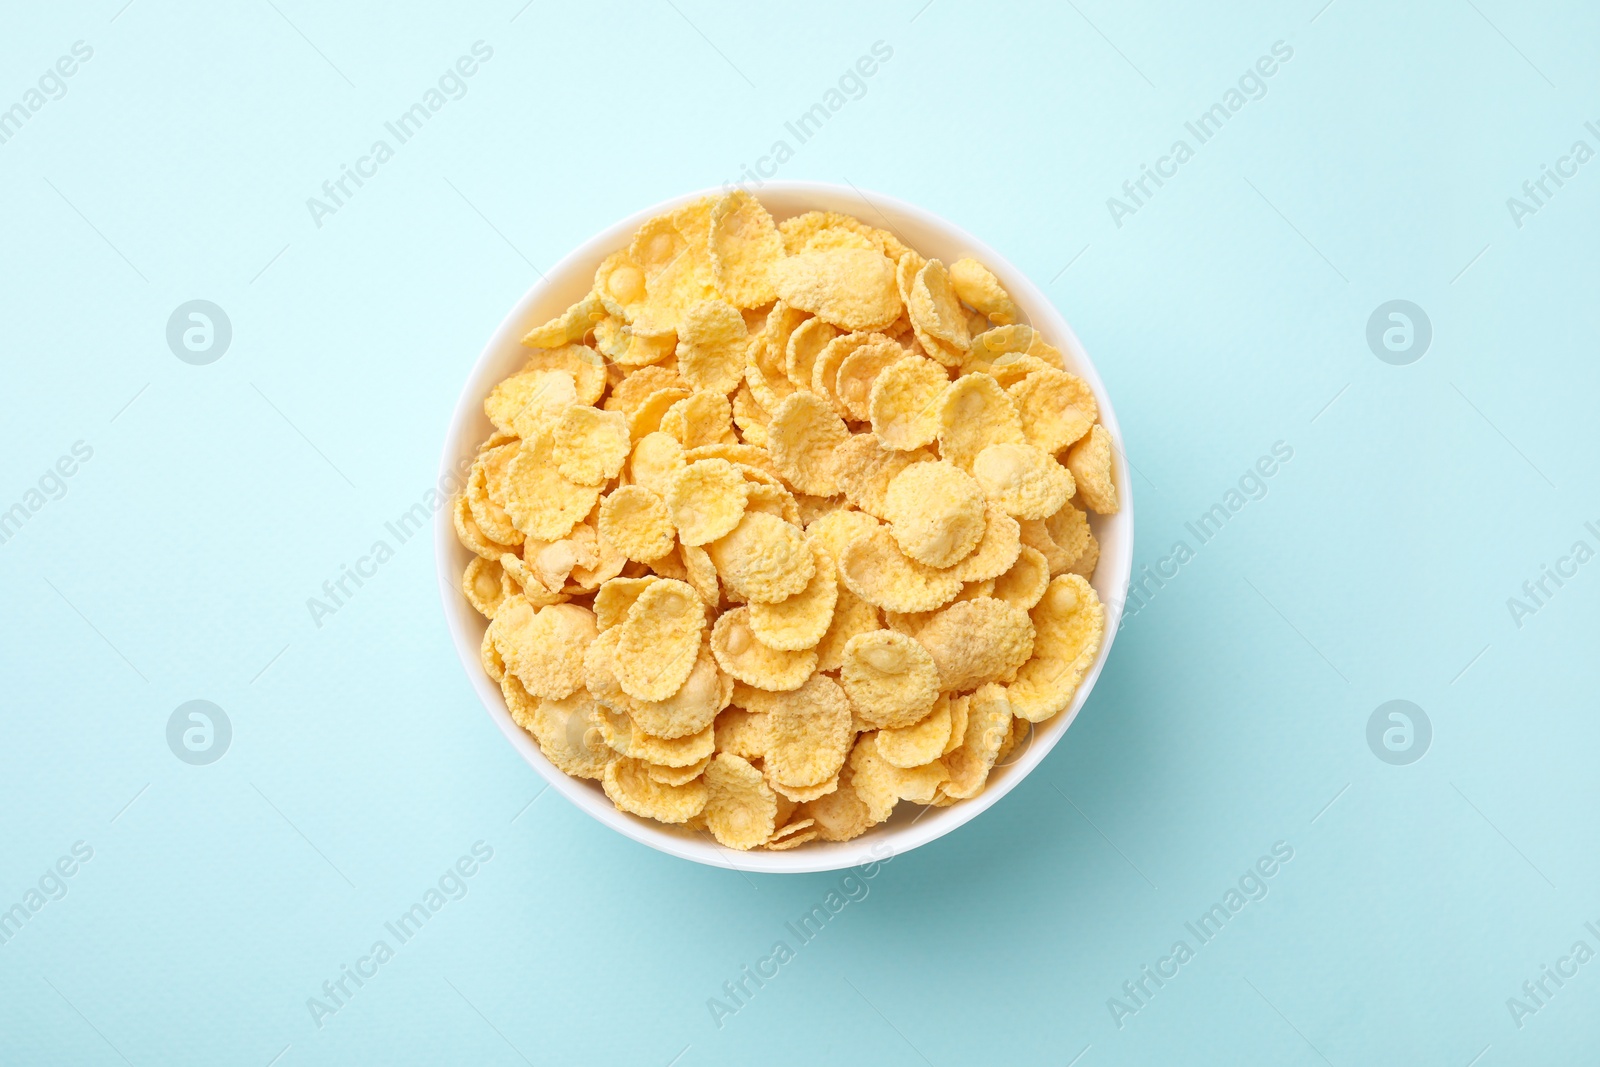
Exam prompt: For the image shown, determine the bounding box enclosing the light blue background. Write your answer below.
[2,1,1597,1063]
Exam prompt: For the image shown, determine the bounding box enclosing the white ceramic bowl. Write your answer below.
[436,181,1132,873]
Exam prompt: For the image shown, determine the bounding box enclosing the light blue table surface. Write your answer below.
[3,2,1597,1063]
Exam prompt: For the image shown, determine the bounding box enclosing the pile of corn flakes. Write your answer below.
[455,192,1112,850]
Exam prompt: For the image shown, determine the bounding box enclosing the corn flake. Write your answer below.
[665,458,748,546]
[710,607,817,691]
[767,392,850,496]
[1009,368,1098,453]
[604,756,708,823]
[948,258,1020,326]
[938,373,1025,470]
[702,752,779,850]
[868,356,949,451]
[840,629,940,729]
[971,442,1074,520]
[709,190,786,308]
[1065,424,1118,515]
[675,298,749,395]
[1008,575,1104,723]
[883,460,987,568]
[598,486,675,562]
[748,540,837,651]
[613,579,706,702]
[838,527,963,613]
[772,249,902,332]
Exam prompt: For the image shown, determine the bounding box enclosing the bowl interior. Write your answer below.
[435,182,1133,873]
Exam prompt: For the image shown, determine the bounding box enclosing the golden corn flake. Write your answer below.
[767,392,849,496]
[942,683,1012,799]
[709,190,786,308]
[729,386,770,447]
[832,436,927,520]
[765,820,819,850]
[748,540,837,651]
[612,578,706,702]
[647,754,713,787]
[772,249,902,332]
[915,597,1034,693]
[834,338,908,422]
[463,555,510,618]
[598,486,674,563]
[764,673,853,789]
[848,734,947,823]
[605,365,683,416]
[805,507,881,561]
[992,543,1050,610]
[1044,501,1093,575]
[660,389,735,449]
[702,752,779,850]
[497,553,569,607]
[678,543,722,607]
[629,431,686,495]
[594,315,677,367]
[468,445,523,545]
[883,460,987,568]
[837,527,962,613]
[869,356,949,451]
[455,491,513,560]
[502,433,603,541]
[1009,368,1097,453]
[877,694,952,769]
[665,458,748,546]
[553,406,630,486]
[604,756,707,824]
[595,249,648,320]
[908,259,972,358]
[597,708,716,767]
[523,343,608,407]
[676,298,749,395]
[785,316,838,391]
[895,249,925,310]
[529,690,614,781]
[938,373,1025,470]
[501,669,538,731]
[626,639,728,740]
[840,629,940,729]
[481,623,506,683]
[523,292,607,350]
[710,607,817,691]
[493,599,597,699]
[948,258,1020,326]
[1066,526,1100,580]
[714,706,770,761]
[946,503,1022,583]
[593,575,659,631]
[1065,424,1118,515]
[778,210,911,261]
[484,368,577,438]
[814,586,881,673]
[1008,574,1104,723]
[971,442,1074,520]
[743,481,801,526]
[944,692,969,755]
[707,510,815,604]
[801,762,873,842]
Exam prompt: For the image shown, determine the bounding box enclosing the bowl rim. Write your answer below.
[435,180,1133,873]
